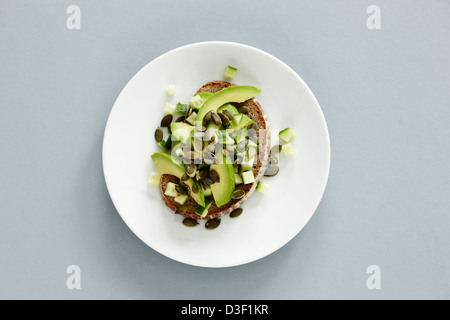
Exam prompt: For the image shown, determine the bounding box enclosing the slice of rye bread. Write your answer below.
[159,81,271,219]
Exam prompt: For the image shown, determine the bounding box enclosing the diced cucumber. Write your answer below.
[279,128,295,143]
[232,114,253,131]
[164,182,178,197]
[235,173,243,185]
[217,103,239,116]
[224,66,237,80]
[196,91,213,102]
[166,84,176,96]
[216,130,235,145]
[246,139,257,151]
[242,171,255,184]
[206,121,221,131]
[147,172,162,186]
[256,181,268,194]
[163,102,176,115]
[241,155,255,171]
[194,198,212,217]
[231,114,242,128]
[282,142,294,157]
[174,193,188,205]
[202,185,212,197]
[170,122,194,145]
[189,95,203,110]
[185,111,197,125]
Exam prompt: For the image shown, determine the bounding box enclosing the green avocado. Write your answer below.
[195,86,261,125]
[209,151,235,207]
[151,152,205,207]
[217,103,239,116]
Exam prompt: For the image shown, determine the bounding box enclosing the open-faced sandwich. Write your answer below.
[148,66,295,229]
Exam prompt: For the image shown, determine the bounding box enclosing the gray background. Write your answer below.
[1,0,449,300]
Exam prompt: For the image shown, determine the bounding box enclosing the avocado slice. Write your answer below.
[195,86,261,125]
[151,152,205,207]
[209,151,235,208]
[217,103,239,116]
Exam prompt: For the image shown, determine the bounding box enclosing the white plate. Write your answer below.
[102,41,330,268]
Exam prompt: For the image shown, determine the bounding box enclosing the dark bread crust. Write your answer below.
[159,81,270,219]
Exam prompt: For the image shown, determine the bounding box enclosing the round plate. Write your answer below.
[103,41,330,267]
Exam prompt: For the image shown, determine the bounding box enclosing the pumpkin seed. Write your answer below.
[195,125,206,132]
[175,185,189,195]
[175,115,185,122]
[160,114,173,127]
[218,112,230,126]
[205,218,221,229]
[203,111,212,125]
[268,156,278,165]
[193,138,203,152]
[179,181,188,189]
[231,189,245,199]
[264,165,279,177]
[185,163,197,177]
[202,176,215,185]
[181,173,190,181]
[237,105,249,114]
[247,146,257,159]
[210,169,220,183]
[191,183,199,194]
[186,105,193,117]
[199,167,210,180]
[211,111,222,126]
[222,109,235,121]
[203,153,216,165]
[204,130,217,144]
[175,205,187,215]
[235,153,245,165]
[270,145,282,155]
[250,122,259,131]
[182,218,199,227]
[230,208,243,218]
[154,127,163,142]
[236,139,248,152]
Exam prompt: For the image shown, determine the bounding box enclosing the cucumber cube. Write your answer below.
[279,128,295,143]
[242,171,255,184]
[256,181,269,194]
[194,199,212,217]
[166,84,176,96]
[282,142,294,157]
[164,182,178,197]
[224,66,237,80]
[185,111,197,125]
[174,193,188,205]
[147,172,162,186]
[202,185,212,197]
[235,173,243,185]
[163,102,176,115]
[189,95,203,110]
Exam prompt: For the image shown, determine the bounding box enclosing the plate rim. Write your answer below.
[102,40,331,268]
